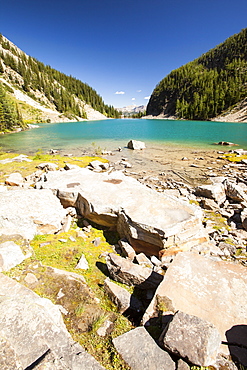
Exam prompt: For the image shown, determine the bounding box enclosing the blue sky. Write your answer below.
[1,0,247,108]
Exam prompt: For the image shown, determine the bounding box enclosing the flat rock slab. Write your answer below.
[0,273,105,370]
[113,326,175,370]
[39,168,206,255]
[0,189,67,240]
[142,252,247,363]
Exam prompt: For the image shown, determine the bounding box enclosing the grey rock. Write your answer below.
[37,162,58,171]
[118,239,136,260]
[0,273,105,370]
[104,277,143,314]
[0,241,26,271]
[162,311,221,366]
[142,251,247,361]
[135,252,153,268]
[88,160,109,171]
[0,189,67,240]
[177,359,190,370]
[113,326,175,370]
[127,140,146,150]
[105,253,163,290]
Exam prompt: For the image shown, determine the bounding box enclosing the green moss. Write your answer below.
[0,151,108,183]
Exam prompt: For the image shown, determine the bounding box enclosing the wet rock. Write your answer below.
[105,252,163,290]
[127,140,146,150]
[113,326,176,370]
[104,277,143,314]
[162,311,221,367]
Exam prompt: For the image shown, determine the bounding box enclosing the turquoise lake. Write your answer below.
[0,119,247,154]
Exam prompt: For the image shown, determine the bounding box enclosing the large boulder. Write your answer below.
[38,168,208,256]
[142,252,247,363]
[0,273,105,369]
[0,189,67,240]
[127,140,146,150]
[224,179,247,202]
[162,311,221,367]
[113,326,175,370]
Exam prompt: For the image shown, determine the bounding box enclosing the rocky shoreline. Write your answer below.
[0,143,247,369]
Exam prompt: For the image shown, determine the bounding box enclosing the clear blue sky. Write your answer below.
[1,0,247,108]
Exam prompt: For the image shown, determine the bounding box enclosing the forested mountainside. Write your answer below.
[0,34,120,132]
[147,28,247,121]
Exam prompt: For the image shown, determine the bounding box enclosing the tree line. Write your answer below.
[0,34,121,128]
[147,28,247,120]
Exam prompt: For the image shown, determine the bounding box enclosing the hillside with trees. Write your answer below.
[0,34,120,132]
[147,28,247,121]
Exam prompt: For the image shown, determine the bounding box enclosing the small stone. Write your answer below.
[69,236,76,242]
[24,273,39,286]
[97,320,114,337]
[58,239,67,243]
[92,237,101,246]
[76,254,89,270]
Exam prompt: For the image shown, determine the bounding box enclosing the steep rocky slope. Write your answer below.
[0,34,119,127]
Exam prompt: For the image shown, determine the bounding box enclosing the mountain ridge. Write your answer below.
[0,34,120,131]
[146,28,247,122]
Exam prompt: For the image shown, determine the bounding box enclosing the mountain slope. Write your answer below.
[0,34,120,131]
[147,28,247,122]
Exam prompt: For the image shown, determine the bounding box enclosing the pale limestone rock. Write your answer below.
[135,252,153,268]
[195,183,226,204]
[5,172,24,186]
[104,277,143,314]
[118,239,136,260]
[96,320,114,337]
[0,189,67,240]
[0,273,105,369]
[127,140,146,150]
[142,251,247,362]
[75,253,89,270]
[38,168,208,256]
[162,311,221,366]
[224,179,247,202]
[0,241,25,271]
[113,326,175,370]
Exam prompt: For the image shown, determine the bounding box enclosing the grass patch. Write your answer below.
[0,151,108,183]
[222,153,247,162]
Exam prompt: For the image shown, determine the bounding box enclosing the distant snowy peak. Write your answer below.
[117,105,146,113]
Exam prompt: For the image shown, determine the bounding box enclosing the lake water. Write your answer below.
[0,118,247,154]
